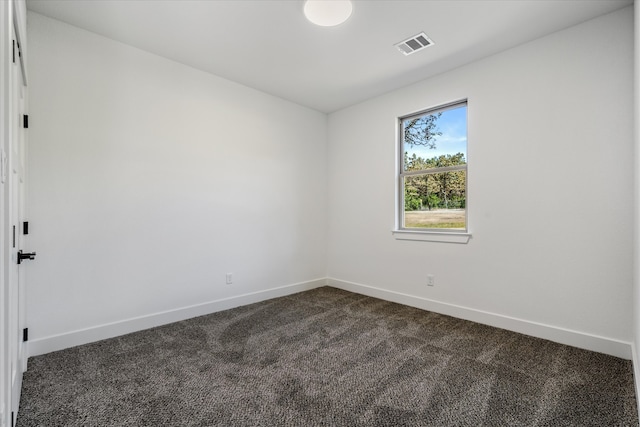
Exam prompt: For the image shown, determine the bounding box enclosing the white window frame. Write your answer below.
[393,99,471,244]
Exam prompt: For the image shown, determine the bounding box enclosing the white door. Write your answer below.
[8,24,28,426]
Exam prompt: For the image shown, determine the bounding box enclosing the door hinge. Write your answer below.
[12,226,15,248]
[12,40,15,64]
[23,115,28,129]
[10,411,14,427]
[23,221,29,235]
[23,328,28,342]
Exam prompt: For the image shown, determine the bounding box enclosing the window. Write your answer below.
[397,100,468,237]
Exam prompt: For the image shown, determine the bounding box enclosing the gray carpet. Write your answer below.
[17,287,638,426]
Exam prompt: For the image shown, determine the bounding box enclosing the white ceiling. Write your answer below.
[26,0,632,113]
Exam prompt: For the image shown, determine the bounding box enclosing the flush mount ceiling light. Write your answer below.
[304,0,353,27]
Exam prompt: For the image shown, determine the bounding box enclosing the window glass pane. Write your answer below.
[403,171,466,229]
[403,104,467,172]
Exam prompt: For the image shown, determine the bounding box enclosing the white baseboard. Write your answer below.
[327,278,633,360]
[28,278,327,357]
[29,277,633,361]
[632,343,640,416]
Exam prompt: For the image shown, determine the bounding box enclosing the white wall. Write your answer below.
[26,7,635,360]
[26,12,327,354]
[328,7,634,358]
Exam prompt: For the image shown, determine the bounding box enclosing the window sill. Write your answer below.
[392,230,472,244]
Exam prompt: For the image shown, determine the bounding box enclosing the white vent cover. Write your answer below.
[394,32,434,56]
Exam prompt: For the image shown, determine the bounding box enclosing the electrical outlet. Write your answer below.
[427,274,435,287]
[226,273,233,284]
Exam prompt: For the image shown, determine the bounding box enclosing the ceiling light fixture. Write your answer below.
[304,0,353,27]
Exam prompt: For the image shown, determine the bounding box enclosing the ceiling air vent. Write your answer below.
[394,32,434,56]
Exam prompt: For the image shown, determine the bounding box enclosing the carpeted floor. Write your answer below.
[17,287,638,426]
